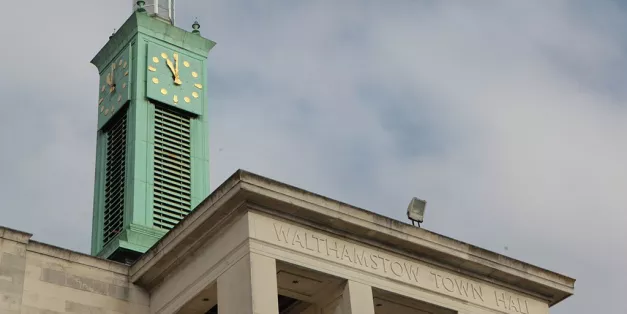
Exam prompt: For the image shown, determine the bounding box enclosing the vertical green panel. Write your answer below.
[102,108,128,245]
[91,131,107,255]
[152,105,193,230]
[130,35,150,227]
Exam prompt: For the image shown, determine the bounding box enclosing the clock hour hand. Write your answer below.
[108,67,116,93]
[166,58,176,76]
[166,57,182,85]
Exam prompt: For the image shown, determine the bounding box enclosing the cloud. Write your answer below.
[0,1,624,313]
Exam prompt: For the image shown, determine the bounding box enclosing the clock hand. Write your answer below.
[166,58,176,77]
[174,55,182,85]
[108,67,115,93]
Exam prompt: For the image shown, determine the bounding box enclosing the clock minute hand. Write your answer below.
[108,67,116,93]
[166,58,176,77]
[173,53,182,85]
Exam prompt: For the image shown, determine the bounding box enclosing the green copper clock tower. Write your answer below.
[90,0,215,263]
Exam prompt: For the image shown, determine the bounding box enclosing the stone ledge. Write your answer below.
[235,170,575,306]
[0,226,33,244]
[129,169,575,306]
[0,226,128,275]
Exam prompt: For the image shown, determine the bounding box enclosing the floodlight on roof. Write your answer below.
[407,197,426,227]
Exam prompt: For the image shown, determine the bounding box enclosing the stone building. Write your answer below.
[0,1,575,313]
[0,170,575,313]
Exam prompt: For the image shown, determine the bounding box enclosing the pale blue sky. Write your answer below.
[0,1,626,313]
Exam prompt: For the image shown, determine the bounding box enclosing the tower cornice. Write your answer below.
[91,12,216,73]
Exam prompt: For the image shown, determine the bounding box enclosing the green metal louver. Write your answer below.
[103,108,128,246]
[153,105,193,230]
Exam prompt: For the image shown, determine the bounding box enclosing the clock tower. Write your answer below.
[90,0,215,263]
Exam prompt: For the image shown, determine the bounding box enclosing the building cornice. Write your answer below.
[129,169,575,306]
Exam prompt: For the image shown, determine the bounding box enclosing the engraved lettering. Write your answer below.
[391,261,403,277]
[510,297,520,312]
[495,291,507,308]
[273,223,290,242]
[442,277,455,292]
[404,263,419,282]
[292,230,305,248]
[326,239,339,258]
[267,222,536,313]
[453,278,484,302]
[430,272,486,303]
[370,254,379,270]
[341,245,353,262]
[354,249,369,267]
[382,257,391,273]
[494,290,529,313]
[454,278,470,297]
[430,272,440,288]
[310,234,323,253]
[305,232,316,251]
[473,284,484,302]
[520,299,529,314]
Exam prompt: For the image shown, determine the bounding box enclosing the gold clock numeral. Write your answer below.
[153,57,159,63]
[152,77,159,84]
[100,105,105,112]
[122,83,127,89]
[148,66,156,72]
[123,61,128,68]
[112,63,116,70]
[124,71,129,77]
[173,95,179,103]
[194,83,203,89]
[98,98,104,105]
[111,106,116,113]
[101,85,105,92]
[161,88,168,95]
[117,95,122,102]
[161,52,168,59]
[183,61,190,67]
[184,97,190,103]
[104,108,110,116]
[192,92,199,98]
[118,59,123,66]
[192,71,198,78]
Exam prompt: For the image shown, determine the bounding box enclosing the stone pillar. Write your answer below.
[217,252,279,314]
[339,280,375,314]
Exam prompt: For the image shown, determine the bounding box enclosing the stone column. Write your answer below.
[217,252,279,314]
[339,280,375,314]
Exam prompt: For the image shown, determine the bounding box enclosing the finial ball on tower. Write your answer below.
[136,1,146,12]
[192,20,201,35]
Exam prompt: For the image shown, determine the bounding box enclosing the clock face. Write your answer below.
[97,46,131,129]
[145,42,204,115]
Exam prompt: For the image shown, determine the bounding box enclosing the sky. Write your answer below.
[0,0,625,312]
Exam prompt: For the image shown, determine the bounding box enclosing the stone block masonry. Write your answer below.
[0,226,149,314]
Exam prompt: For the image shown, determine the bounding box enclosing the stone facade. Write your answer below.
[0,170,575,313]
[0,227,149,314]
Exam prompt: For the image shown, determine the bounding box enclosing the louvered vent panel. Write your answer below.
[103,109,127,245]
[153,105,192,230]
